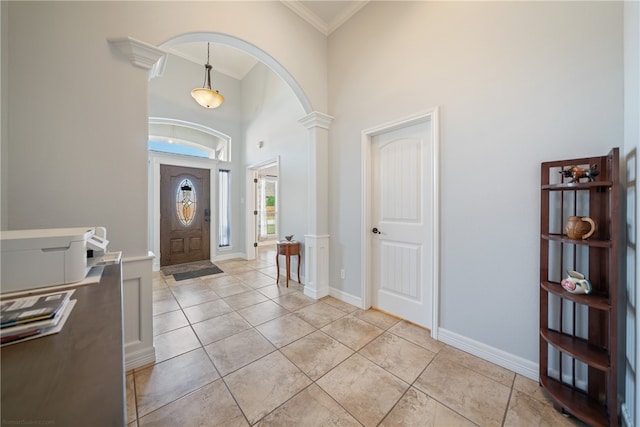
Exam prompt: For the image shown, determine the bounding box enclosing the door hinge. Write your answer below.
[254,178,258,183]
[253,210,258,215]
[254,242,258,247]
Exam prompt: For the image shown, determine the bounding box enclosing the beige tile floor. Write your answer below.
[127,246,585,427]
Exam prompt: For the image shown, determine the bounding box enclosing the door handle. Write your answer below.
[204,208,210,222]
[372,227,381,234]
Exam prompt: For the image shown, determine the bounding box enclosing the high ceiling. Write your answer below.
[166,1,368,80]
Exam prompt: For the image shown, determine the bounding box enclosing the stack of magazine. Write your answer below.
[0,290,76,346]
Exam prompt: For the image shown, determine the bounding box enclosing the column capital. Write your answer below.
[109,37,167,78]
[299,111,334,130]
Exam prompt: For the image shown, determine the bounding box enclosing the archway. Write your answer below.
[134,32,332,299]
[159,33,312,115]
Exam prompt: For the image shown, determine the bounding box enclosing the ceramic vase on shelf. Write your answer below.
[565,216,596,240]
[561,270,592,295]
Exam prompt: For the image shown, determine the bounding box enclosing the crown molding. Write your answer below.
[109,37,166,73]
[327,1,369,34]
[299,111,334,130]
[281,1,329,35]
[281,1,369,36]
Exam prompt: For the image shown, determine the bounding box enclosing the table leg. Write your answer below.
[285,254,291,287]
[297,254,301,284]
[276,253,280,285]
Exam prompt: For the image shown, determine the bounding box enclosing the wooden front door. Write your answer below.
[160,165,210,266]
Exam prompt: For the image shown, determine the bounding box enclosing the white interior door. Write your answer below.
[371,120,433,328]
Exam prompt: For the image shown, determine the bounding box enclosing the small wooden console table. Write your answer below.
[276,240,301,287]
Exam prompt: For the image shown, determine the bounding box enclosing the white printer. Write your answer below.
[1,227,110,293]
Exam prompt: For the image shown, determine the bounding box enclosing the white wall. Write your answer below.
[328,1,623,365]
[242,62,308,265]
[3,1,326,259]
[6,2,155,254]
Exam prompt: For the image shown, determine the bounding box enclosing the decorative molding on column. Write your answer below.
[303,234,330,299]
[300,111,332,300]
[122,252,156,370]
[109,36,167,78]
[299,111,334,130]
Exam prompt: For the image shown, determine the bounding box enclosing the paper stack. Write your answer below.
[1,290,76,346]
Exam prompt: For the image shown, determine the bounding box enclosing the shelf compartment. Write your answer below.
[540,328,610,372]
[542,181,613,191]
[540,281,611,311]
[539,375,608,427]
[541,233,612,248]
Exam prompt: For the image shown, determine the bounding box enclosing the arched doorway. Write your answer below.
[148,33,309,266]
[140,32,330,299]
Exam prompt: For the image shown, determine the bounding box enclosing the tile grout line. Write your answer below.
[500,372,518,427]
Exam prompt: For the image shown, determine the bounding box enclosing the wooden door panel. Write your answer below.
[171,238,184,255]
[160,165,210,267]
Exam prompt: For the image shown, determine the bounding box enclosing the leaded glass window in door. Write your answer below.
[176,179,197,226]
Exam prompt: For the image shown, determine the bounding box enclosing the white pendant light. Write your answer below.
[191,43,224,109]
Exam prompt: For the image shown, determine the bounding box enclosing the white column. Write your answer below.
[108,36,163,369]
[299,111,333,299]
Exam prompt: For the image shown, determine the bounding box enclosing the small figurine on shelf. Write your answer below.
[284,235,294,241]
[559,164,599,183]
[561,270,592,295]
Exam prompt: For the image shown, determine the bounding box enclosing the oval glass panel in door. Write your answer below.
[176,178,197,226]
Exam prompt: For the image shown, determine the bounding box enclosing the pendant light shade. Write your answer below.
[191,87,224,109]
[191,43,224,109]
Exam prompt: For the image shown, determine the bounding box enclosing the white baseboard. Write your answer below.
[213,252,246,262]
[322,292,539,381]
[329,286,363,309]
[329,292,543,383]
[304,284,325,299]
[124,345,156,371]
[438,328,538,381]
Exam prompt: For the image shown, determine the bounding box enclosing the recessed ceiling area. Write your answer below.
[164,43,259,80]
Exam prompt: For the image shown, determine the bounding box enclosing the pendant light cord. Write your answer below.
[202,42,212,89]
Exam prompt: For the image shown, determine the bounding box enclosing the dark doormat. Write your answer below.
[161,260,224,281]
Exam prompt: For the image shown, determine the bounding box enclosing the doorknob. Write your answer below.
[372,227,381,234]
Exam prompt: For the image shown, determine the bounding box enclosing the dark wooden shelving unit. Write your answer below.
[539,148,619,426]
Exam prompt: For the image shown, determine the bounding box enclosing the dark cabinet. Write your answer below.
[1,262,126,425]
